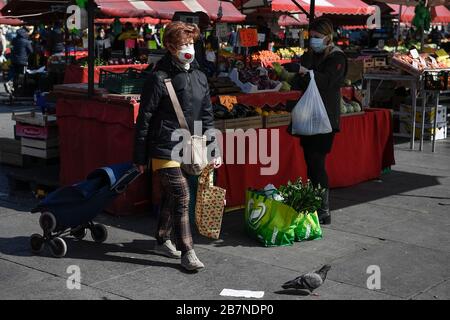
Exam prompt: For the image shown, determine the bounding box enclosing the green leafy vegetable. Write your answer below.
[278,178,325,214]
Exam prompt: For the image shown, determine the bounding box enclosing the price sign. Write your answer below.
[216,23,228,39]
[410,49,420,59]
[239,28,258,47]
[288,29,300,39]
[219,96,238,111]
[258,33,266,43]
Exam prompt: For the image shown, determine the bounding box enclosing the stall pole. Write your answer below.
[410,80,418,150]
[396,5,403,51]
[432,92,440,152]
[309,0,315,26]
[419,87,427,151]
[87,0,95,98]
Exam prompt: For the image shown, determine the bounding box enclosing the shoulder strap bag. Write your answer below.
[164,78,208,176]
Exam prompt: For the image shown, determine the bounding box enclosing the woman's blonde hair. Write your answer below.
[163,21,200,49]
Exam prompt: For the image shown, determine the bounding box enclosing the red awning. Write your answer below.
[0,2,23,25]
[96,0,246,23]
[389,4,450,24]
[237,0,375,15]
[95,17,170,26]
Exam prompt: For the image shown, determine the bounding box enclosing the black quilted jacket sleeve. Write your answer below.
[133,73,163,165]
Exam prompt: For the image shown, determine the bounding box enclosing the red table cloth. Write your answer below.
[56,97,150,216]
[56,91,394,214]
[216,108,395,207]
[63,64,149,84]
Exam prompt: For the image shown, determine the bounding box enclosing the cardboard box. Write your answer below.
[375,57,387,67]
[400,121,447,140]
[399,105,447,124]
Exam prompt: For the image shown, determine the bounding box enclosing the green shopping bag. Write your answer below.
[245,190,299,247]
[294,211,323,241]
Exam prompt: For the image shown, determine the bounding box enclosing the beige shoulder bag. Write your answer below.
[164,78,208,176]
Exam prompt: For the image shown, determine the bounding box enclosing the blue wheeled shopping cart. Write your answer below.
[29,162,141,258]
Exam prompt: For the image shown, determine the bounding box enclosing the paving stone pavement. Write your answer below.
[0,101,449,300]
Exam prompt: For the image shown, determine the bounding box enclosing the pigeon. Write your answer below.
[282,265,331,293]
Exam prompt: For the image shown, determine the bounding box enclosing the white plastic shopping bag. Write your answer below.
[291,70,332,135]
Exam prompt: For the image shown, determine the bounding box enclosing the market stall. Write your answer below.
[63,63,150,84]
[217,108,394,208]
[53,79,395,213]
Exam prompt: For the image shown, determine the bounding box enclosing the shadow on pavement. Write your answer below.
[0,236,190,273]
[273,289,310,296]
[330,170,442,211]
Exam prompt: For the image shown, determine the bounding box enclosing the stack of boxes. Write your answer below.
[399,104,447,140]
[12,112,59,161]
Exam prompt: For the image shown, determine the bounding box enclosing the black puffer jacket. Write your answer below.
[291,46,348,132]
[133,53,216,165]
[11,29,33,66]
[48,28,65,54]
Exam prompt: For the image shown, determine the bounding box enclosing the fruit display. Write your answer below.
[213,103,258,120]
[229,68,282,93]
[213,103,289,120]
[251,50,281,65]
[107,57,136,65]
[276,47,305,59]
[392,51,450,74]
[238,68,280,90]
[340,97,362,115]
[253,104,290,117]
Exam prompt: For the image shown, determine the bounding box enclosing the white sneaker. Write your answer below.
[181,250,205,271]
[154,240,181,259]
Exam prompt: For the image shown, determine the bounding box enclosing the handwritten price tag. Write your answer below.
[239,28,258,47]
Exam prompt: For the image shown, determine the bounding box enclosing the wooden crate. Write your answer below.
[21,146,59,159]
[21,137,59,149]
[12,112,57,127]
[15,123,58,139]
[0,138,24,166]
[263,113,291,128]
[214,116,263,132]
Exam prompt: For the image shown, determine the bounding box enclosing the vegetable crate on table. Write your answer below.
[263,113,291,128]
[214,116,263,132]
[99,68,148,94]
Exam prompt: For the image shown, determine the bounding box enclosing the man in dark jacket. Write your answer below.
[5,28,33,94]
[47,22,65,55]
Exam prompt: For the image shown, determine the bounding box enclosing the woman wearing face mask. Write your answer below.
[290,18,348,225]
[133,22,220,271]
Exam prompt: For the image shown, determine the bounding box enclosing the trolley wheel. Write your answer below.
[39,212,57,233]
[91,224,108,243]
[71,227,87,240]
[30,233,45,254]
[49,237,67,258]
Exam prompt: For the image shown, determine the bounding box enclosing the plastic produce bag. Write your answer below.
[291,70,332,135]
[245,190,299,247]
[294,211,322,241]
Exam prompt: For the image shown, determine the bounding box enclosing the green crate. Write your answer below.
[99,68,147,94]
